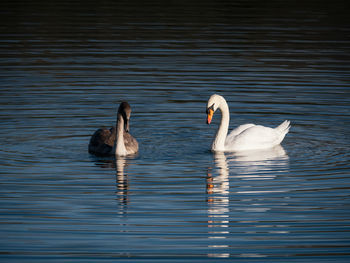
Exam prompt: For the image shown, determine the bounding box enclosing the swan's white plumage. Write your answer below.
[225,121,290,151]
[206,94,290,152]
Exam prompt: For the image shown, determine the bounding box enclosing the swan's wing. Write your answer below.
[226,125,281,151]
[225,123,256,144]
[88,127,116,155]
[124,132,139,154]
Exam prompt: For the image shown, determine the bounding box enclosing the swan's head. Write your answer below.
[206,94,223,124]
[118,102,132,132]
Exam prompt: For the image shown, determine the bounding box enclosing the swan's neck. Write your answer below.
[115,114,127,156]
[212,101,230,151]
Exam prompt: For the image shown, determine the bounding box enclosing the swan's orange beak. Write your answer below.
[207,109,214,124]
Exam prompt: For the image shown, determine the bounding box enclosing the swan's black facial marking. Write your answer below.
[206,103,215,114]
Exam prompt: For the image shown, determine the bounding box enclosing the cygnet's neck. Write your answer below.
[115,114,127,156]
[212,98,230,151]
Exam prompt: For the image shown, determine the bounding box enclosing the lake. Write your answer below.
[1,0,350,262]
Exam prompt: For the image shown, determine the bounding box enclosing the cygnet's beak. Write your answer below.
[124,118,130,132]
[207,109,214,124]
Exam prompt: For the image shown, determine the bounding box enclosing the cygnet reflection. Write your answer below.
[115,156,129,215]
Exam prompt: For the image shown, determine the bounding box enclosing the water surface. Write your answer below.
[1,1,350,262]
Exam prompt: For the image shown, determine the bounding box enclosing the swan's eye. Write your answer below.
[206,104,214,113]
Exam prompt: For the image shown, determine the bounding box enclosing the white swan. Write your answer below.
[206,94,290,152]
[88,102,139,156]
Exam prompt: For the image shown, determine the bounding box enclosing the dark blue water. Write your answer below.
[1,1,350,262]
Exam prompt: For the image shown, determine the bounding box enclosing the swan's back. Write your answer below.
[225,120,290,151]
[88,127,116,156]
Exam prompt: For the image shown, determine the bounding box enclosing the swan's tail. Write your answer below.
[276,120,291,134]
[275,120,291,144]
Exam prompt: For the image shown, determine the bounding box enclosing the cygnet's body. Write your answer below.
[89,102,138,156]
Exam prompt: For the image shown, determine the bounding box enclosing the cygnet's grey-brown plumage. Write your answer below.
[88,102,138,156]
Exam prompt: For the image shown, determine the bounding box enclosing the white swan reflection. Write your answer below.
[228,145,289,179]
[207,152,230,258]
[207,146,289,258]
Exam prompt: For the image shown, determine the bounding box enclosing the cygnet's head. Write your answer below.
[118,102,132,132]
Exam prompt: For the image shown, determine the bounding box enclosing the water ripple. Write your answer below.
[1,0,350,262]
